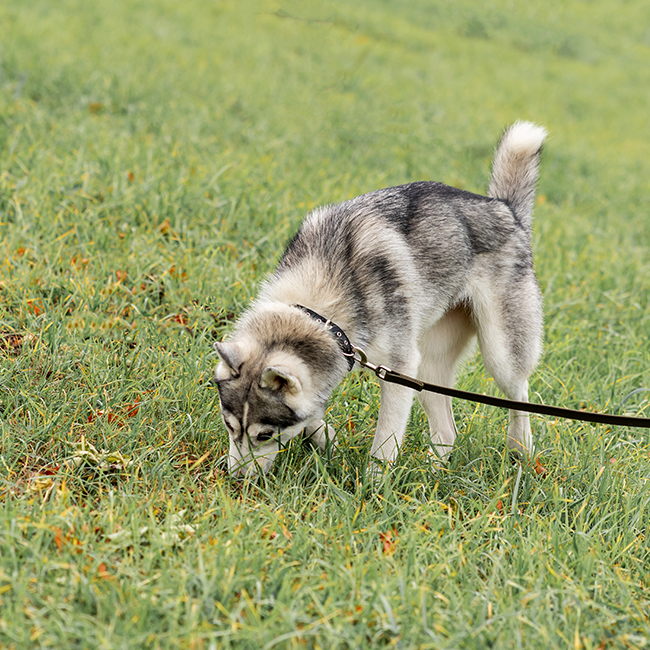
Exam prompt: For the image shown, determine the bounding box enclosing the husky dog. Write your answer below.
[215,121,547,475]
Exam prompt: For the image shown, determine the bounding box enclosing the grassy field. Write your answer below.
[1,0,650,647]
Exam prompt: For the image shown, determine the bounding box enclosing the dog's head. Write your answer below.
[213,306,347,475]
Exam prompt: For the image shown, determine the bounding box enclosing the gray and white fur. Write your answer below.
[214,121,547,475]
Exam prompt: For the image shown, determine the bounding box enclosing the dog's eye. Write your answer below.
[256,432,274,443]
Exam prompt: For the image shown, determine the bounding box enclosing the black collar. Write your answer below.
[293,304,355,371]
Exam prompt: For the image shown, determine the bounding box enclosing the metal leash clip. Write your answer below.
[350,346,392,380]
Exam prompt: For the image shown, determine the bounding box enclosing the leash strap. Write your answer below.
[352,347,650,429]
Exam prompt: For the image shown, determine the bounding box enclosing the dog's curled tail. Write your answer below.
[488,121,547,230]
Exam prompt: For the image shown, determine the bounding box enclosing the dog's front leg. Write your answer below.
[370,380,416,463]
[303,419,337,452]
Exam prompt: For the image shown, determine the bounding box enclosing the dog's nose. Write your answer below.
[228,455,259,478]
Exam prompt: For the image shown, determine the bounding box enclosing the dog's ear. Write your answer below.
[214,341,245,378]
[260,366,302,395]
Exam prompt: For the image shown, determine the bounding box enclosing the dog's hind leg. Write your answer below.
[471,272,543,456]
[417,306,477,460]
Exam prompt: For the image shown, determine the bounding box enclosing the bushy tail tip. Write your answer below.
[488,121,547,230]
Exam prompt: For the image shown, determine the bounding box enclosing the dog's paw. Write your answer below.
[304,420,337,452]
[507,438,535,460]
[365,457,393,486]
[424,449,445,472]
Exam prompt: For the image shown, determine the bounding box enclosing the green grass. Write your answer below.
[1,0,650,647]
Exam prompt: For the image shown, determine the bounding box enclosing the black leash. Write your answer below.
[350,347,650,429]
[294,304,650,429]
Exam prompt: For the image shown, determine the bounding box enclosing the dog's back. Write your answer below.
[264,121,545,362]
